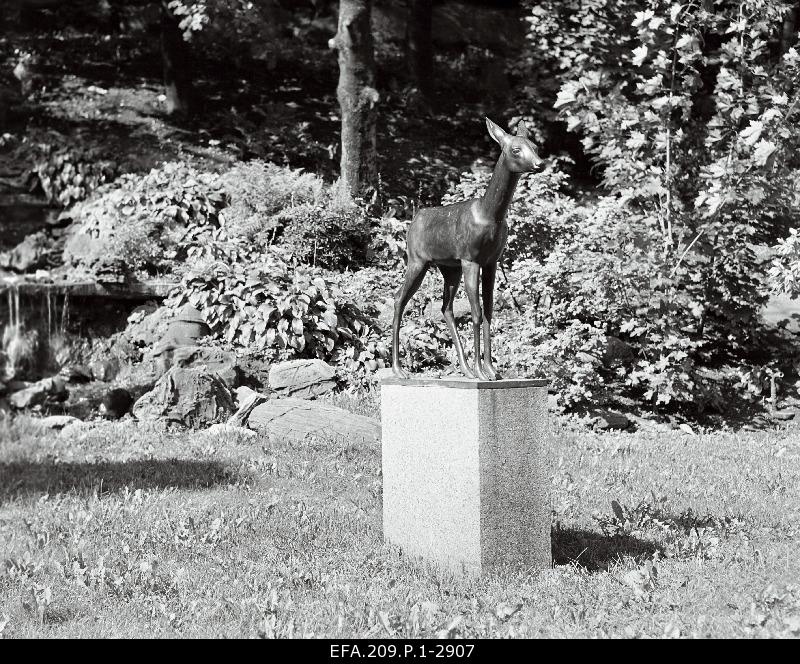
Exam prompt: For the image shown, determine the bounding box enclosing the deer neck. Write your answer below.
[479,154,520,223]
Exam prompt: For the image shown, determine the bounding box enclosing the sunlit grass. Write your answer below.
[1,412,799,638]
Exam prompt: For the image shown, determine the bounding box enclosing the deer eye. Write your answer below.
[512,147,522,155]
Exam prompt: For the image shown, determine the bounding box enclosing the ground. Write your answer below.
[1,395,799,639]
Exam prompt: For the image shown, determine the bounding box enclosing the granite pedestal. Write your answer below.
[380,377,551,575]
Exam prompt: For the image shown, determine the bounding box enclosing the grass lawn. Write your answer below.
[1,398,799,639]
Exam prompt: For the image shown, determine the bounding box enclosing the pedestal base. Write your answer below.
[380,377,551,575]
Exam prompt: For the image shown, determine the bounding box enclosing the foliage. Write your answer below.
[275,182,372,270]
[219,160,325,243]
[64,163,226,277]
[505,0,800,411]
[166,0,283,64]
[31,148,118,207]
[366,216,407,269]
[166,244,388,376]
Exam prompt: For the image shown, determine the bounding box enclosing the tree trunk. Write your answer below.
[160,0,193,115]
[782,2,800,53]
[405,0,433,97]
[332,0,378,196]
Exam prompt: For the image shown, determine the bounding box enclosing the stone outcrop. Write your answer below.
[7,376,67,409]
[249,397,379,444]
[132,366,235,429]
[268,359,336,399]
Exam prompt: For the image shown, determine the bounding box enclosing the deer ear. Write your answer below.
[515,120,530,138]
[485,117,509,147]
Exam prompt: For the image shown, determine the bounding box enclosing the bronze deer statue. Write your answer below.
[391,117,543,380]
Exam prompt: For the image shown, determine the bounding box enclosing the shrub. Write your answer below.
[32,147,119,207]
[63,163,226,277]
[220,160,325,243]
[275,182,371,270]
[166,244,389,377]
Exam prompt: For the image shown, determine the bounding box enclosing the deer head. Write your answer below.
[485,117,543,173]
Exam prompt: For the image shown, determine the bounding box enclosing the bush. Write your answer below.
[32,147,119,207]
[275,181,371,270]
[63,162,226,278]
[220,160,325,243]
[166,244,389,379]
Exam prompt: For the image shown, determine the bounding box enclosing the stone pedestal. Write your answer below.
[380,377,551,576]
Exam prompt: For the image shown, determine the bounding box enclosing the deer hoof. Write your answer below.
[473,364,491,381]
[392,365,409,380]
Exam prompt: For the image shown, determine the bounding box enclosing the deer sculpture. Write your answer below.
[391,117,543,380]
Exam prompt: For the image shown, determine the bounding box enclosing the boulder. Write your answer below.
[132,366,235,429]
[151,304,212,357]
[229,386,268,427]
[59,364,93,384]
[593,410,632,431]
[171,345,239,388]
[0,231,50,273]
[268,359,337,399]
[236,353,272,390]
[90,358,119,382]
[8,376,67,409]
[249,397,380,444]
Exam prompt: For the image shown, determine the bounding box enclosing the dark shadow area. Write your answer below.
[0,459,242,505]
[551,526,663,572]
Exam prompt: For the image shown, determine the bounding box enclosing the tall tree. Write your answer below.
[405,0,433,98]
[160,0,193,115]
[331,0,378,196]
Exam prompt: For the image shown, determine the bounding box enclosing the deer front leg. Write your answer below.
[438,265,474,379]
[481,261,499,380]
[392,260,428,379]
[462,261,490,381]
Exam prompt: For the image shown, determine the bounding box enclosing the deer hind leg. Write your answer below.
[391,260,429,379]
[481,262,499,380]
[438,265,474,379]
[462,260,490,381]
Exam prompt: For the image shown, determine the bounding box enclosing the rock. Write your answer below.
[594,410,631,431]
[268,359,337,399]
[101,388,135,420]
[171,346,239,388]
[60,364,93,383]
[249,397,380,444]
[151,305,212,357]
[236,353,272,390]
[602,336,635,368]
[228,386,268,427]
[40,415,80,429]
[770,410,796,421]
[8,376,67,409]
[90,358,119,382]
[0,231,51,272]
[124,304,171,348]
[132,367,235,429]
